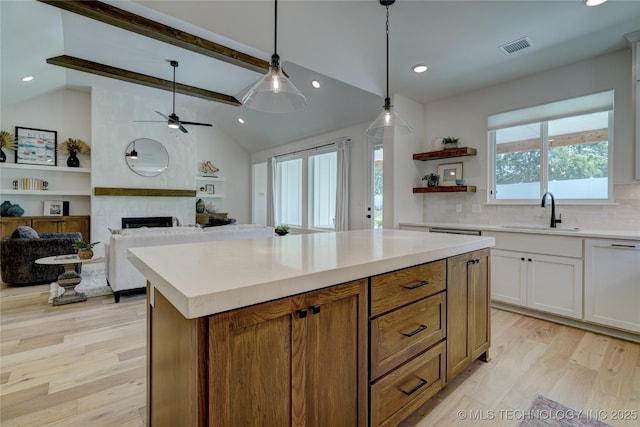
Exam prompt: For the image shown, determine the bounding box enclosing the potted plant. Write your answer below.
[0,130,17,163]
[422,173,439,187]
[59,138,91,167]
[275,225,290,236]
[441,136,460,148]
[73,240,100,259]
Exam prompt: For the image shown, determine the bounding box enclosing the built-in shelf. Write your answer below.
[412,147,477,161]
[0,163,91,173]
[196,176,226,182]
[196,193,225,199]
[413,185,477,193]
[1,189,91,196]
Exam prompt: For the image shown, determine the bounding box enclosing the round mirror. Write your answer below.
[125,138,169,177]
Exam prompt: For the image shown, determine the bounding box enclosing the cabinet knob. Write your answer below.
[528,258,532,262]
[311,304,321,315]
[521,257,525,261]
[297,308,308,319]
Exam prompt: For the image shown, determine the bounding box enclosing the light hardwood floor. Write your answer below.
[1,283,639,426]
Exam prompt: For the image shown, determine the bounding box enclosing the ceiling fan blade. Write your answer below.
[133,120,165,123]
[155,111,170,120]
[179,124,189,133]
[180,121,213,127]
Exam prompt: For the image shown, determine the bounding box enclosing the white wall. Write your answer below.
[420,48,640,232]
[252,121,372,231]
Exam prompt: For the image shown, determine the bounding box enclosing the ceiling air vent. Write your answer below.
[499,37,533,54]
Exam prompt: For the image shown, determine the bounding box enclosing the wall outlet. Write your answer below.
[472,204,481,213]
[456,204,462,213]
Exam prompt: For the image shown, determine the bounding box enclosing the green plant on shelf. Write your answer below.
[441,136,460,147]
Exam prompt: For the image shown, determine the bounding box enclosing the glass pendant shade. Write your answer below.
[365,105,413,138]
[242,58,307,113]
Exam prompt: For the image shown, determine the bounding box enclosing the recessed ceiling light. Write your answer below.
[311,80,321,89]
[21,76,34,82]
[238,118,245,124]
[586,0,607,5]
[412,65,428,73]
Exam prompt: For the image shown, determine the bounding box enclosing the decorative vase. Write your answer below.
[67,150,80,167]
[427,179,438,187]
[78,249,93,259]
[0,149,5,163]
[196,198,205,214]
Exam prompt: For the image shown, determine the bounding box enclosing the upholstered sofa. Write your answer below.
[105,224,274,302]
[1,230,83,286]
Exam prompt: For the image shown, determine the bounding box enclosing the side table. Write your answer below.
[35,254,91,306]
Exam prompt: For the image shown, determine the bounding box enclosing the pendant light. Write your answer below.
[242,0,307,113]
[365,0,413,138]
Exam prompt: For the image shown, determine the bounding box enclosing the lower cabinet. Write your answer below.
[148,279,368,427]
[447,249,490,380]
[584,239,640,333]
[491,249,583,319]
[0,215,90,242]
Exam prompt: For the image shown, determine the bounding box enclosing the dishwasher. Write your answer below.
[429,227,482,236]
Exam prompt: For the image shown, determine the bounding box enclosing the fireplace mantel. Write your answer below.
[94,187,196,197]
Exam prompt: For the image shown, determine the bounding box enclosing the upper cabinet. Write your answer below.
[626,31,640,180]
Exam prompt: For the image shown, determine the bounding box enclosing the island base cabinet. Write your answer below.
[447,249,491,380]
[147,279,368,427]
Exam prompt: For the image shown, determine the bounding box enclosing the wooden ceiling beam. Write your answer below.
[37,0,269,74]
[47,55,241,106]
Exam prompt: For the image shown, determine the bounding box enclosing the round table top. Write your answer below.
[35,254,93,265]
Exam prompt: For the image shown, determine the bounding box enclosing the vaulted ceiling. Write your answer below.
[2,0,640,153]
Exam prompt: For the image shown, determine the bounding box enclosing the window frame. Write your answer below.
[488,97,614,205]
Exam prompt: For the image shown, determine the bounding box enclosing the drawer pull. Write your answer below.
[402,324,428,337]
[403,280,429,290]
[611,244,636,249]
[297,308,307,319]
[311,304,321,315]
[401,378,428,396]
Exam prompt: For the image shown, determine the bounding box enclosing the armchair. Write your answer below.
[1,232,82,285]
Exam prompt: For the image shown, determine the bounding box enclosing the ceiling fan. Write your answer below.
[135,60,213,133]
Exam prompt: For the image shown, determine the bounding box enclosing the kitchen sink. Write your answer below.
[498,225,580,232]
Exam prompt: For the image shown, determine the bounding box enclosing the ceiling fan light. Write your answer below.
[129,149,138,159]
[585,0,607,6]
[167,122,180,129]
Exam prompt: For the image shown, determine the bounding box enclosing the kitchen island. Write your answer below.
[129,229,495,426]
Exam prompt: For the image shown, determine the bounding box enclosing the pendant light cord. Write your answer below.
[386,4,390,102]
[274,0,278,56]
[172,63,176,114]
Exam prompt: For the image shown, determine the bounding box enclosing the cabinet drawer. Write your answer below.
[370,341,445,427]
[370,292,446,379]
[370,260,446,317]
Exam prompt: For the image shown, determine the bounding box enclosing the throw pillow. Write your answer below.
[11,225,40,239]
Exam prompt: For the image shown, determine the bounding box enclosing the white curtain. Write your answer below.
[266,156,276,227]
[334,139,350,231]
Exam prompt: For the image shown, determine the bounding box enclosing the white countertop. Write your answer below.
[128,229,494,319]
[400,222,640,240]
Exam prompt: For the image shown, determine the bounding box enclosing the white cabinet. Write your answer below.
[486,232,583,320]
[584,239,640,333]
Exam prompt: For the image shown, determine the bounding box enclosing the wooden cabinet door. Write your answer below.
[469,249,490,361]
[59,216,90,242]
[209,295,300,427]
[31,217,64,234]
[447,249,490,380]
[303,279,367,427]
[0,217,32,237]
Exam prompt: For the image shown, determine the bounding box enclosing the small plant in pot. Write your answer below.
[73,240,100,259]
[275,225,290,236]
[441,136,460,148]
[422,173,439,187]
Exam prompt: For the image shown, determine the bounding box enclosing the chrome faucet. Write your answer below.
[541,192,562,228]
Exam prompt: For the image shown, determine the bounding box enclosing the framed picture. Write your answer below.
[44,200,64,216]
[15,127,57,166]
[205,184,215,195]
[437,162,463,186]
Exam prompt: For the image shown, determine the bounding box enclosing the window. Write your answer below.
[274,148,337,230]
[488,91,613,203]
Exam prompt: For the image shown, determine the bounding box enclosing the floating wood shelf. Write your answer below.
[413,185,477,193]
[94,187,196,197]
[412,147,477,161]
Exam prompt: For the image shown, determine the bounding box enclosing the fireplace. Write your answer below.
[121,216,174,229]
